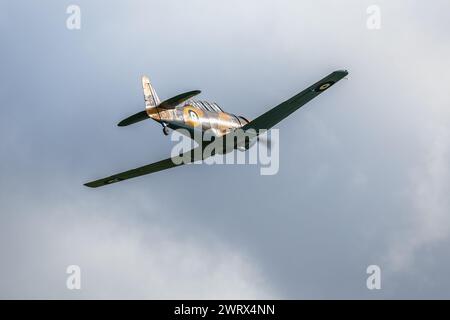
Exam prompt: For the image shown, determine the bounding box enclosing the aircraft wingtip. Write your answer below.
[84,182,97,188]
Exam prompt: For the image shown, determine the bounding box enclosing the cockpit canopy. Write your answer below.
[186,100,224,113]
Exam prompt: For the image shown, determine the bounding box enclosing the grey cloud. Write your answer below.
[1,0,450,298]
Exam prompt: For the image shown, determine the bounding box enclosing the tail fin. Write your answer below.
[142,75,160,109]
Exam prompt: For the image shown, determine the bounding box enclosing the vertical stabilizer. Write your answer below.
[142,75,160,109]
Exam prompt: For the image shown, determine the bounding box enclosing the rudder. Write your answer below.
[142,75,160,109]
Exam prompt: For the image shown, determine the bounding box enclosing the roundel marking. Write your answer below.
[315,81,335,92]
[183,106,203,127]
[189,110,199,121]
[319,83,331,90]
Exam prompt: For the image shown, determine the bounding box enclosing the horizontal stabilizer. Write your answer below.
[158,90,201,109]
[117,110,149,127]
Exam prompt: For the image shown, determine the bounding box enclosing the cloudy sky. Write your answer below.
[1,0,449,299]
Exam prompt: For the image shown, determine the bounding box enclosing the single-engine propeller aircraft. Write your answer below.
[84,70,348,188]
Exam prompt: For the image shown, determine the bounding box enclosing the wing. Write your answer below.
[84,145,206,188]
[242,70,348,134]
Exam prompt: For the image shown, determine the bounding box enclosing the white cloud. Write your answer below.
[380,18,450,272]
[387,125,450,271]
[0,199,276,299]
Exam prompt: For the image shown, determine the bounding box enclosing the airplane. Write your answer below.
[84,69,348,188]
